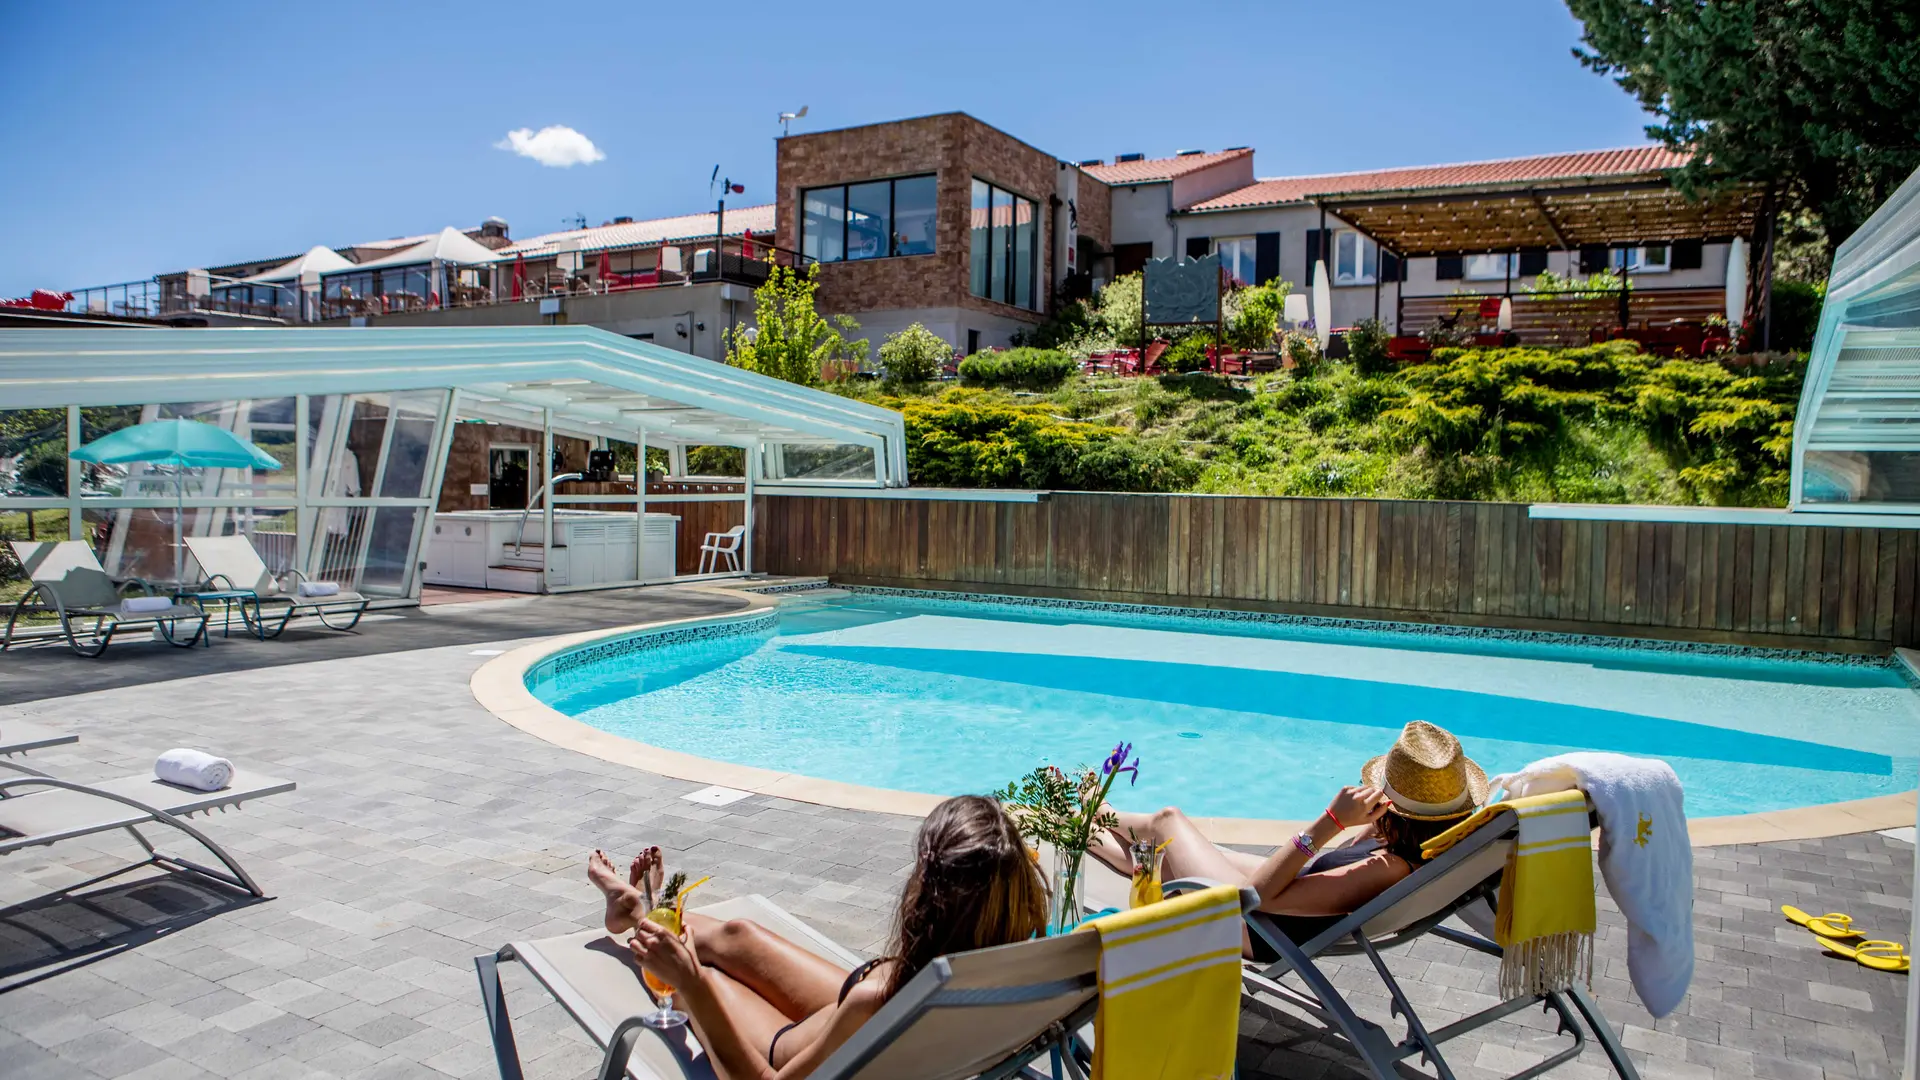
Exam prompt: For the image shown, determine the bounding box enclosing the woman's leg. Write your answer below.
[684,913,850,1022]
[1102,806,1267,882]
[681,966,794,1065]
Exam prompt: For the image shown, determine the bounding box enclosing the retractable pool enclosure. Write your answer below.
[1793,167,1920,511]
[0,326,909,599]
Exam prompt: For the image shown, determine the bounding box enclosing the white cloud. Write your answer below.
[495,125,605,168]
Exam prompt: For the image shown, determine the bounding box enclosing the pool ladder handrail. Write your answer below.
[512,472,584,558]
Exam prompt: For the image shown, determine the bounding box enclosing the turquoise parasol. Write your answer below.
[71,419,282,583]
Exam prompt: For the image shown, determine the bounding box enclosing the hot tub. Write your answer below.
[425,509,679,591]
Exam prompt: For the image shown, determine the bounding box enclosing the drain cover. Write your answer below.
[1178,732,1202,739]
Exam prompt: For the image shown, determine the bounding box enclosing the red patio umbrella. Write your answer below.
[511,254,525,300]
[598,248,611,283]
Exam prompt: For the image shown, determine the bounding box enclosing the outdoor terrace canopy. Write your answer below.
[0,326,909,599]
[1312,170,1769,257]
[1792,165,1920,511]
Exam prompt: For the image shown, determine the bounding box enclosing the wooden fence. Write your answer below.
[753,492,1920,654]
[1401,288,1724,347]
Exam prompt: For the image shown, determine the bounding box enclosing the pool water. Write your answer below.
[529,593,1920,820]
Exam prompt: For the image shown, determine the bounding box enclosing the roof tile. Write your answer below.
[1082,149,1252,185]
[1187,146,1691,212]
[496,205,777,258]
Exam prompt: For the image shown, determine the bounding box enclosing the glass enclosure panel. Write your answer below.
[1,407,69,497]
[1801,450,1920,504]
[845,181,891,261]
[376,391,445,498]
[893,175,937,256]
[969,180,991,297]
[379,265,432,311]
[771,443,876,481]
[990,187,1013,304]
[1013,196,1035,310]
[358,506,420,596]
[686,445,747,476]
[802,186,846,263]
[151,399,298,500]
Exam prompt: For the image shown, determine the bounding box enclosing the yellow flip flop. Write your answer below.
[1783,905,1866,941]
[1817,936,1910,973]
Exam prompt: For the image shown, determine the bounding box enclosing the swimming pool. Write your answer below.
[527,591,1920,820]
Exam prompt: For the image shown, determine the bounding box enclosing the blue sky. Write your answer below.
[0,1,1654,297]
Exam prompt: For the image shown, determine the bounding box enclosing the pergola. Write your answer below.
[1309,168,1774,342]
[0,326,908,598]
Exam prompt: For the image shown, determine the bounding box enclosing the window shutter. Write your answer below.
[1579,244,1608,274]
[1435,254,1464,281]
[1185,236,1211,260]
[1672,239,1703,270]
[1305,229,1323,285]
[1518,248,1548,276]
[1255,232,1280,286]
[1381,251,1406,282]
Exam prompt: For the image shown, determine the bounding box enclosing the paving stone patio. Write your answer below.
[0,587,1910,1080]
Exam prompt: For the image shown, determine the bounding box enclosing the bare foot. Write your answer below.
[589,849,646,935]
[629,845,665,901]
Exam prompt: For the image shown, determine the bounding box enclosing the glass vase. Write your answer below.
[1049,846,1087,936]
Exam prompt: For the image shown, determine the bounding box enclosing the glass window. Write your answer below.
[1216,237,1259,286]
[1802,450,1920,505]
[1014,195,1035,310]
[845,181,891,261]
[0,408,69,497]
[970,180,991,296]
[801,176,935,264]
[1464,253,1518,281]
[968,179,1040,311]
[802,186,846,263]
[990,187,1013,304]
[1613,245,1670,273]
[893,175,937,256]
[1333,231,1376,285]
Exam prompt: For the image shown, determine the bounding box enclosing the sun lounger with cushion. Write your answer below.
[1092,804,1639,1080]
[0,768,294,901]
[183,535,370,636]
[3,540,208,657]
[478,892,1108,1080]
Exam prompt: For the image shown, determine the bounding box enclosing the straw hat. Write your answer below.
[1359,721,1488,821]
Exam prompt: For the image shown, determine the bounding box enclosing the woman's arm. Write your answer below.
[1243,785,1392,908]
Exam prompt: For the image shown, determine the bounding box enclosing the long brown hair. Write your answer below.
[884,795,1047,997]
[1374,811,1464,865]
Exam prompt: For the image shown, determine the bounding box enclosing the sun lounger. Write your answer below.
[1103,805,1639,1080]
[478,893,1104,1080]
[3,540,208,657]
[183,535,369,636]
[0,768,294,901]
[0,720,78,779]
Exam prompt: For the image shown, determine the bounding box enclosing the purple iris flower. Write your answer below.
[1102,741,1139,787]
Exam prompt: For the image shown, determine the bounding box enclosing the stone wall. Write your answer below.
[1074,167,1112,254]
[436,422,590,513]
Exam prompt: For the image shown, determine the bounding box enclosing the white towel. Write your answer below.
[1491,752,1694,1018]
[155,748,233,792]
[296,581,340,597]
[120,595,173,614]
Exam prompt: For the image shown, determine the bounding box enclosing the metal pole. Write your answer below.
[541,409,554,594]
[636,429,648,582]
[66,405,81,541]
[742,442,756,576]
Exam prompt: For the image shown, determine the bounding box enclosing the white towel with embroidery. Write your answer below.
[1490,752,1693,1018]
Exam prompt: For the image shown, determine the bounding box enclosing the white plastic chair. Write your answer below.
[697,525,745,574]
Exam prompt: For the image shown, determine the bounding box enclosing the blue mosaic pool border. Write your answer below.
[526,609,778,685]
[826,583,1911,675]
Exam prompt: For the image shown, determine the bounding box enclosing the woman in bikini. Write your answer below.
[588,794,1046,1080]
[1092,721,1487,948]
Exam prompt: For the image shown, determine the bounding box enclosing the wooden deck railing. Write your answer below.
[753,492,1920,654]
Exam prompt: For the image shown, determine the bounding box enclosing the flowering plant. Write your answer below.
[996,742,1139,931]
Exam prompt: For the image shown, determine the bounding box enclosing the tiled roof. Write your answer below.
[497,205,777,259]
[1186,147,1691,212]
[1082,149,1252,185]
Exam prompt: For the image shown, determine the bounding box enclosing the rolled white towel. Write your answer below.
[155,748,233,792]
[120,595,174,614]
[296,581,340,598]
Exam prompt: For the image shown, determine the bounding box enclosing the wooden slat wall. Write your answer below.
[1400,288,1724,346]
[753,493,1920,654]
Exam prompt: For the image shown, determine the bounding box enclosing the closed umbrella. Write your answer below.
[70,418,282,585]
[1312,260,1333,351]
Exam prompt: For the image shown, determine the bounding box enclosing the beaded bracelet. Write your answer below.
[1291,831,1317,857]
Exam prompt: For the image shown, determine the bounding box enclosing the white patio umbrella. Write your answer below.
[1725,237,1748,327]
[1312,260,1332,350]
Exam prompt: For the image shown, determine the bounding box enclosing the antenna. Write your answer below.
[562,213,587,230]
[778,104,809,137]
[708,165,720,196]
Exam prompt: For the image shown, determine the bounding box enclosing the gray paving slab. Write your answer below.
[0,588,1910,1079]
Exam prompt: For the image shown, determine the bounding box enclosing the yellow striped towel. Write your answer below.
[1078,884,1243,1080]
[1423,789,1595,997]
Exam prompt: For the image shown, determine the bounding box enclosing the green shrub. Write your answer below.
[878,323,950,387]
[1345,318,1392,375]
[1225,283,1287,350]
[958,347,1078,390]
[1767,279,1824,353]
[898,393,1199,491]
[1157,336,1212,374]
